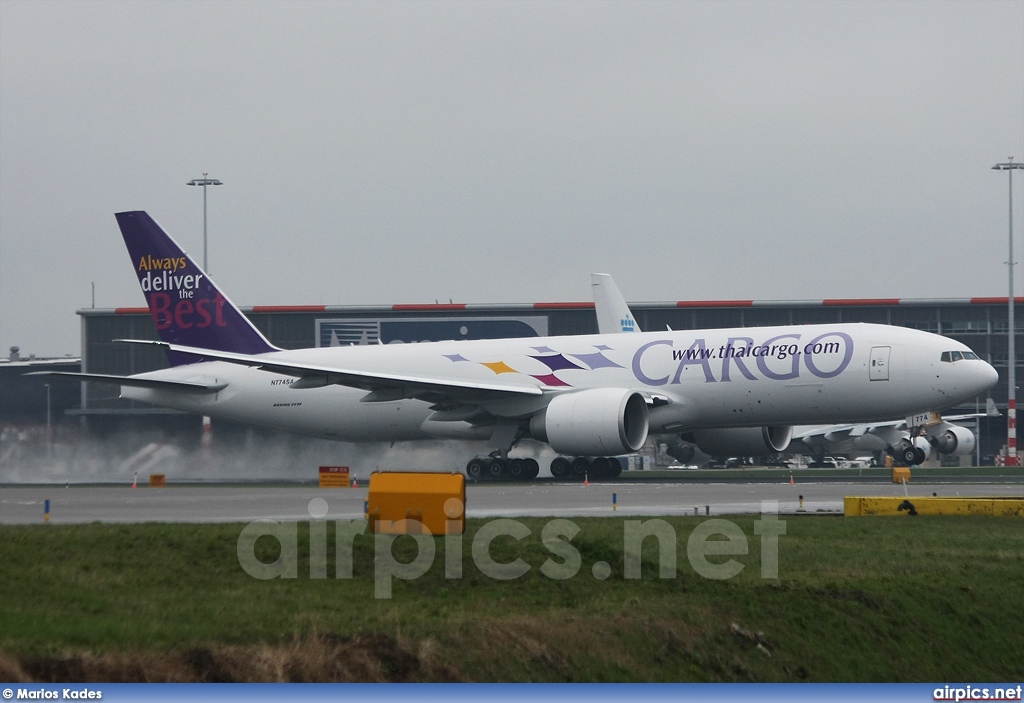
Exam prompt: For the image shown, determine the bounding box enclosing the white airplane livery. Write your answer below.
[36,212,999,480]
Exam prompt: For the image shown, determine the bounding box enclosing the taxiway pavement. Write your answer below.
[2,479,1021,524]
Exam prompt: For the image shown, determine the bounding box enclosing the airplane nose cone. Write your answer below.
[978,361,999,393]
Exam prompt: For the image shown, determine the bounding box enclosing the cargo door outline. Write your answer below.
[869,346,890,381]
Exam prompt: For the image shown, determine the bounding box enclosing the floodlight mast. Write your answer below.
[992,158,1023,466]
[186,173,223,453]
[186,174,223,272]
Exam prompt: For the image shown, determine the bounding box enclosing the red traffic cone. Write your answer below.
[584,474,589,487]
[789,473,794,485]
[352,477,358,488]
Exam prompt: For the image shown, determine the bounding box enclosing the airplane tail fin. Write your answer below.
[115,211,278,366]
[591,273,641,334]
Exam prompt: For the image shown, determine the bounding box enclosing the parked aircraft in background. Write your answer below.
[790,398,998,465]
[590,273,995,466]
[30,212,999,481]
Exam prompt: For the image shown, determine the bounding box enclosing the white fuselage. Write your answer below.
[121,322,997,443]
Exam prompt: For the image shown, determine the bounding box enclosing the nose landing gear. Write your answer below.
[889,440,927,467]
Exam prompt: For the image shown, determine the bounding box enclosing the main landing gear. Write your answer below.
[549,456,623,481]
[465,456,541,482]
[464,455,625,481]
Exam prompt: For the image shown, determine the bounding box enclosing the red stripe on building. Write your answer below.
[392,304,468,311]
[114,307,150,314]
[970,297,1024,304]
[251,305,327,313]
[532,302,595,309]
[675,300,754,308]
[822,299,901,307]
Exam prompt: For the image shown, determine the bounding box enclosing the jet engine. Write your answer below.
[932,425,976,456]
[690,425,794,456]
[530,388,649,456]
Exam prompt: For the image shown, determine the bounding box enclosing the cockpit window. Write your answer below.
[941,350,979,362]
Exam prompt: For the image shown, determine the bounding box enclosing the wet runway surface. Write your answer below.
[2,479,1021,524]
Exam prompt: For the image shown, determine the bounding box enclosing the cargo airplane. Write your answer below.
[33,212,999,481]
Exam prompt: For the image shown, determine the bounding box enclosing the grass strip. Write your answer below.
[1,515,1021,682]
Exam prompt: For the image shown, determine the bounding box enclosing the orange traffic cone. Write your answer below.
[789,473,794,485]
[584,474,590,487]
[132,471,138,489]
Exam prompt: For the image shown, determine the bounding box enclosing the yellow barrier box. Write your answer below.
[845,496,1024,517]
[149,474,166,488]
[367,471,465,535]
[891,467,911,483]
[319,466,350,488]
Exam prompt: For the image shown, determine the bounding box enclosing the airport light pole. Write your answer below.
[45,382,52,459]
[992,158,1022,466]
[186,174,223,272]
[187,174,222,455]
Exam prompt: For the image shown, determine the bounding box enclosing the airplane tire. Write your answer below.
[466,458,485,480]
[913,448,927,465]
[487,459,507,480]
[608,458,623,478]
[899,447,918,465]
[570,457,590,479]
[550,457,570,479]
[590,456,612,479]
[523,458,540,480]
[508,458,526,480]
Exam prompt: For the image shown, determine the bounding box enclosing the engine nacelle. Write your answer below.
[690,425,794,456]
[912,436,932,454]
[932,425,976,456]
[530,388,649,456]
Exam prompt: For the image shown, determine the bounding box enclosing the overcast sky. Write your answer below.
[1,0,1022,357]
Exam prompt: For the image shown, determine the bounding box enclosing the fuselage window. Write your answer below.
[941,351,971,362]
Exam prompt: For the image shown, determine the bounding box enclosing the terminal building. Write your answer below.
[70,295,1022,462]
[0,347,80,425]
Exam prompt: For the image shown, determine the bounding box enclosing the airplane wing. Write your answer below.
[113,339,544,401]
[793,420,905,442]
[945,411,999,421]
[790,420,913,455]
[793,408,992,452]
[25,371,227,394]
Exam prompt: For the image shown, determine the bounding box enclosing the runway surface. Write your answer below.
[2,479,1022,524]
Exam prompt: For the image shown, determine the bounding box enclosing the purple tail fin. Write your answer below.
[116,211,277,365]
